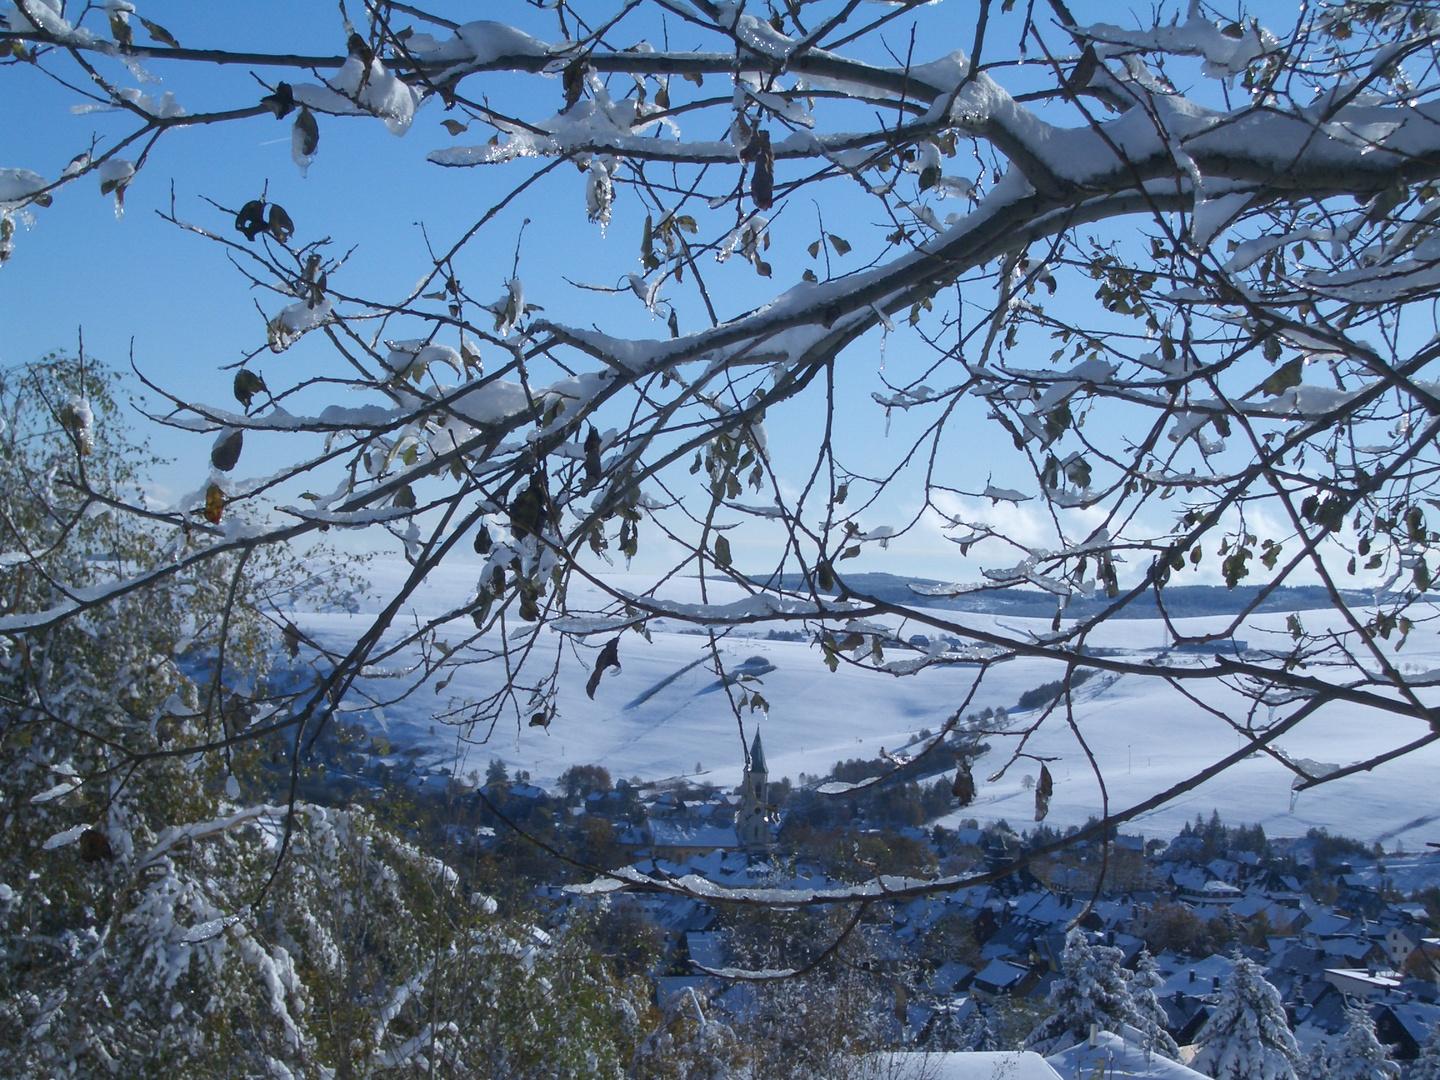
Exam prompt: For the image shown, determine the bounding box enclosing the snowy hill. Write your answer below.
[288,560,1440,847]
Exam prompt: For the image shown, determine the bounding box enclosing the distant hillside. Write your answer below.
[779,574,1377,620]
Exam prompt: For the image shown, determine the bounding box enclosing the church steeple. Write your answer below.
[748,729,767,778]
[736,728,772,849]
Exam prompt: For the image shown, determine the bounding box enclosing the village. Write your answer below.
[306,715,1440,1078]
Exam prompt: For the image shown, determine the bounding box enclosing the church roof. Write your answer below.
[748,729,767,774]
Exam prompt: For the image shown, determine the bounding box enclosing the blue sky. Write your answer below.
[0,1,1297,584]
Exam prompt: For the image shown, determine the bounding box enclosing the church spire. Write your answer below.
[748,729,767,776]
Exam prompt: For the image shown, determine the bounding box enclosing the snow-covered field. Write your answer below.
[292,560,1440,847]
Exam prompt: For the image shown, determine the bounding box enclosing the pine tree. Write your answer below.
[1192,956,1301,1080]
[1026,927,1139,1054]
[1323,1003,1398,1080]
[1128,948,1182,1060]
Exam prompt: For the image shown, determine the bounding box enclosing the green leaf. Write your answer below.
[233,368,267,408]
[137,16,179,48]
[210,429,243,472]
[1259,357,1303,397]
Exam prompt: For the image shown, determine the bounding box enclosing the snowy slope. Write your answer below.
[288,560,1440,846]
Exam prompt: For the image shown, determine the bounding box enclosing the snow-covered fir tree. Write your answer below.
[1320,1002,1399,1080]
[1128,948,1182,1060]
[959,1003,1005,1053]
[1300,1042,1334,1080]
[1192,956,1301,1080]
[1410,1022,1440,1080]
[1026,927,1139,1054]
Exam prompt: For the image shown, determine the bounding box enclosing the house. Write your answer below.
[1323,968,1403,998]
[1372,999,1440,1059]
[881,1050,1064,1079]
[972,958,1040,998]
[645,817,741,859]
[1386,924,1425,968]
[1048,1027,1212,1079]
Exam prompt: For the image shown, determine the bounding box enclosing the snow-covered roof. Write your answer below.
[1047,1028,1210,1079]
[878,1051,1063,1080]
[648,818,739,849]
[975,958,1033,990]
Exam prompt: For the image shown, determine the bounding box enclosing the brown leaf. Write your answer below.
[203,484,224,525]
[441,118,469,136]
[582,425,603,491]
[235,199,268,241]
[267,203,294,243]
[1034,764,1053,821]
[138,16,180,49]
[563,57,586,110]
[748,130,773,210]
[586,637,621,699]
[260,81,295,119]
[79,827,113,862]
[293,106,319,159]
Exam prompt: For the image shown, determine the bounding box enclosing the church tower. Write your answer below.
[736,729,772,848]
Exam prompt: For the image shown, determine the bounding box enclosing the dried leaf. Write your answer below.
[203,484,224,525]
[108,12,132,47]
[585,637,622,699]
[79,827,113,862]
[1035,764,1053,821]
[441,118,469,136]
[563,56,586,110]
[293,106,319,162]
[267,203,294,243]
[583,425,603,491]
[138,16,180,49]
[749,130,774,210]
[260,81,295,119]
[235,199,267,242]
